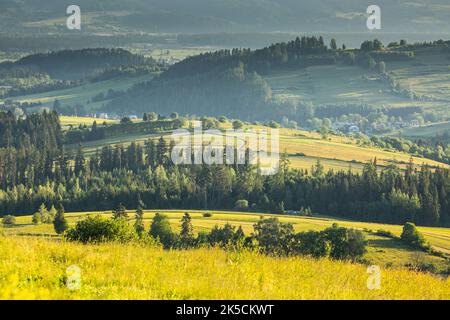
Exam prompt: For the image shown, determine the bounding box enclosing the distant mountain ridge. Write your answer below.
[1,0,450,34]
[0,48,153,80]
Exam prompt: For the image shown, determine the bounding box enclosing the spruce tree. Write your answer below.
[74,144,85,176]
[156,136,168,166]
[112,203,128,220]
[53,203,68,234]
[134,205,145,236]
[330,38,337,50]
[180,212,194,246]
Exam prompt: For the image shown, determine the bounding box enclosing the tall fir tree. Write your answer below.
[53,203,68,234]
[180,212,194,247]
[112,203,128,220]
[134,205,145,236]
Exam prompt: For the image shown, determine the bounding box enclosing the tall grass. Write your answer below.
[0,236,449,300]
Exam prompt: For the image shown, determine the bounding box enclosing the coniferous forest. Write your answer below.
[0,111,448,227]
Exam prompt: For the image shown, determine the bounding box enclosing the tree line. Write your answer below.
[65,210,367,262]
[65,118,182,144]
[2,48,154,80]
[1,128,450,227]
[0,112,449,227]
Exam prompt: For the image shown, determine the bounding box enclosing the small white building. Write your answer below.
[410,120,420,127]
[98,113,109,119]
[190,120,202,129]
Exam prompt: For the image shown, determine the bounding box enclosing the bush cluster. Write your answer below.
[1,215,16,226]
[401,222,430,251]
[65,215,137,243]
[65,211,368,262]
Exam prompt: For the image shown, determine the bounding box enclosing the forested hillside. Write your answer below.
[0,112,449,227]
[0,48,155,80]
[109,61,274,120]
[0,110,62,150]
[0,48,159,98]
[106,37,448,125]
[106,36,333,118]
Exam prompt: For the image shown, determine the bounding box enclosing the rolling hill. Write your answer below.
[101,37,450,130]
[59,118,448,173]
[2,1,450,303]
[2,0,450,34]
[1,209,449,299]
[1,73,156,111]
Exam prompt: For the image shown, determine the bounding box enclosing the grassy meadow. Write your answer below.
[265,49,450,112]
[266,65,394,105]
[2,210,450,272]
[59,116,119,130]
[1,235,449,300]
[1,209,450,300]
[394,121,450,139]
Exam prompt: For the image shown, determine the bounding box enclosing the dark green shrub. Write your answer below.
[235,200,249,211]
[232,120,244,130]
[195,231,209,246]
[32,212,41,225]
[203,212,213,218]
[401,222,429,250]
[207,223,245,248]
[149,213,174,248]
[53,203,68,234]
[65,215,137,243]
[2,215,16,226]
[375,229,396,238]
[253,217,295,255]
[346,229,368,260]
[323,224,367,261]
[295,231,330,258]
[112,203,128,220]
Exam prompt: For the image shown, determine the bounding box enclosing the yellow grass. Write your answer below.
[59,116,118,127]
[3,210,450,269]
[4,210,450,253]
[0,236,449,300]
[65,121,448,172]
[278,129,447,170]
